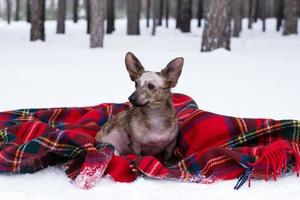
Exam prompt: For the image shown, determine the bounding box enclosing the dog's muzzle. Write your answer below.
[128,93,137,105]
[128,93,147,107]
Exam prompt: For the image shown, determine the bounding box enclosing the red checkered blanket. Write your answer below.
[0,93,299,189]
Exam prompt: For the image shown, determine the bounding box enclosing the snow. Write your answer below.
[1,18,300,199]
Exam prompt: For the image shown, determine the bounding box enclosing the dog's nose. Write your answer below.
[128,93,136,104]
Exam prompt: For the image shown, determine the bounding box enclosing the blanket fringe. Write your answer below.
[248,140,300,182]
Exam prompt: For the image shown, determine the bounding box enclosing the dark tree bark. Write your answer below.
[259,0,267,32]
[126,0,141,35]
[146,0,151,27]
[176,0,181,28]
[254,0,259,22]
[178,0,192,32]
[283,0,298,35]
[232,0,242,37]
[73,0,79,23]
[6,0,11,24]
[107,0,115,34]
[276,0,284,31]
[158,0,164,26]
[57,0,66,34]
[30,0,45,41]
[90,0,106,48]
[248,0,253,29]
[201,0,232,52]
[15,0,20,21]
[249,0,258,29]
[26,0,31,23]
[197,0,203,27]
[86,0,91,34]
[152,0,159,35]
[242,0,250,18]
[165,0,169,28]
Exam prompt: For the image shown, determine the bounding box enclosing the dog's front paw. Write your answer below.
[114,149,120,156]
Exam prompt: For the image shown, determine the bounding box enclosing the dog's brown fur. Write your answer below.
[95,52,184,161]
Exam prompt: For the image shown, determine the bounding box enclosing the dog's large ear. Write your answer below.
[125,52,145,81]
[161,57,184,88]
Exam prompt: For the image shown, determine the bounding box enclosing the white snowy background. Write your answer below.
[0,19,300,200]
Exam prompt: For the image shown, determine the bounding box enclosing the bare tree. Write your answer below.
[158,0,163,26]
[15,0,20,21]
[90,0,106,48]
[146,0,151,27]
[176,0,181,29]
[197,0,203,27]
[165,0,169,28]
[152,0,159,35]
[86,0,91,34]
[27,0,31,23]
[6,0,11,24]
[107,0,115,34]
[283,0,298,35]
[232,0,242,37]
[276,0,284,31]
[126,0,141,35]
[0,3,2,19]
[248,0,258,29]
[259,0,267,32]
[73,0,79,23]
[57,0,66,34]
[178,0,192,32]
[30,0,45,41]
[201,0,232,52]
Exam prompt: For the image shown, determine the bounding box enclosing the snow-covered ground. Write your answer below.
[0,19,300,200]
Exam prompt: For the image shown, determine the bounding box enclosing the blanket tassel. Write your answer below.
[234,166,252,190]
[235,140,300,190]
[248,140,300,183]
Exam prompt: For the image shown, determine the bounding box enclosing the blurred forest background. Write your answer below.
[0,0,299,51]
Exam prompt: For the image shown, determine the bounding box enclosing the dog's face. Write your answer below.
[125,52,184,107]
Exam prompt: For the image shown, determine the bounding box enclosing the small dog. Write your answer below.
[95,52,184,161]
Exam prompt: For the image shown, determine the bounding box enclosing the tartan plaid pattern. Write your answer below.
[0,93,300,189]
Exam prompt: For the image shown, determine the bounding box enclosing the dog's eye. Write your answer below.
[135,82,138,88]
[147,83,155,90]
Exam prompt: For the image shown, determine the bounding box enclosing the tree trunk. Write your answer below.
[107,0,115,34]
[30,0,45,41]
[152,0,159,35]
[283,0,298,35]
[232,0,242,37]
[146,0,151,27]
[165,0,169,28]
[73,0,79,23]
[15,0,20,21]
[126,0,141,35]
[176,0,181,28]
[254,0,259,22]
[158,0,164,26]
[197,0,203,27]
[90,0,106,48]
[249,0,258,28]
[86,0,91,34]
[57,0,66,34]
[201,0,232,52]
[6,0,11,24]
[242,0,250,18]
[260,0,266,32]
[276,0,284,31]
[248,0,253,29]
[0,3,2,19]
[178,0,192,32]
[27,0,31,23]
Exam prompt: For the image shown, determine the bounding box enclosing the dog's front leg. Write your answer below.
[130,142,142,156]
[164,139,177,162]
